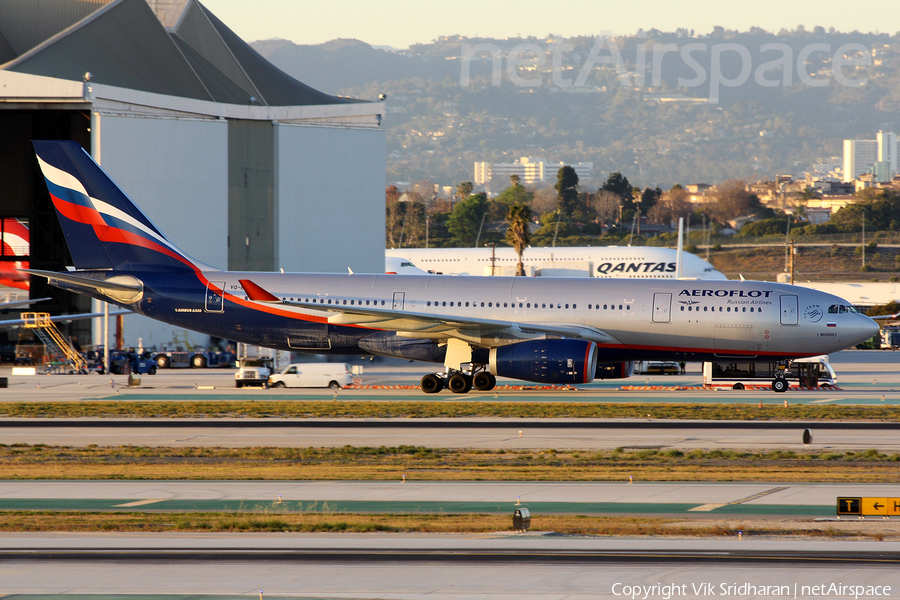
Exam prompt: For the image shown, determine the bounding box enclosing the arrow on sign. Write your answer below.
[874,502,884,509]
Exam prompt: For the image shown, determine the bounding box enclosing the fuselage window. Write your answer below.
[465,302,469,307]
[742,307,747,312]
[703,306,707,312]
[381,300,385,305]
[504,303,508,308]
[350,300,354,305]
[542,303,546,308]
[750,307,754,312]
[688,306,692,311]
[427,301,431,306]
[481,302,485,307]
[604,304,608,309]
[619,305,623,310]
[625,305,630,310]
[327,299,332,304]
[726,307,730,312]
[442,302,446,307]
[526,303,531,308]
[488,302,492,307]
[681,306,685,311]
[519,303,523,308]
[573,304,576,309]
[589,304,592,309]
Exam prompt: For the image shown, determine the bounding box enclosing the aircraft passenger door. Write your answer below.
[205,281,226,313]
[780,294,799,325]
[392,292,405,311]
[652,292,671,323]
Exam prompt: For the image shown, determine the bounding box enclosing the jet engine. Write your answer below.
[595,361,634,379]
[358,332,447,363]
[489,339,598,384]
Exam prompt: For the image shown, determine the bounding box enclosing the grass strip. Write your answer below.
[0,511,891,540]
[0,400,899,420]
[1,445,899,482]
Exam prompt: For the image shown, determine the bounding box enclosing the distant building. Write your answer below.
[843,139,878,182]
[843,132,897,183]
[474,157,593,189]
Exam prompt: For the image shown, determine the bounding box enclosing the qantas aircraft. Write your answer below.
[27,141,878,393]
[0,218,30,291]
[386,246,726,279]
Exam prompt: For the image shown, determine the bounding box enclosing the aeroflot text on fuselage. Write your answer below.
[598,262,676,274]
[680,289,775,298]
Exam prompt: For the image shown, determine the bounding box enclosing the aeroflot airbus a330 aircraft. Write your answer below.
[28,141,878,394]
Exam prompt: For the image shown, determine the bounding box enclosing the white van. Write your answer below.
[267,363,352,389]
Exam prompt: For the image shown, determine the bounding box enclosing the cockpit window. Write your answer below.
[828,304,858,314]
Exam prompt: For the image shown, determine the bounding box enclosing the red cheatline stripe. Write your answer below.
[583,343,592,384]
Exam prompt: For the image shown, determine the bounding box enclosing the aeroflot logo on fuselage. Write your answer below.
[680,289,774,298]
[597,262,676,274]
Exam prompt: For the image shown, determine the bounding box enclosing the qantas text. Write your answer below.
[597,262,676,274]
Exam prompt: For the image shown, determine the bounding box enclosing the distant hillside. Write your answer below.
[252,30,900,188]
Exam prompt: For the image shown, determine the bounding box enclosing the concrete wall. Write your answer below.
[274,124,385,274]
[227,119,275,271]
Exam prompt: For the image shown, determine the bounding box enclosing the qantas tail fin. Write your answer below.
[33,140,201,273]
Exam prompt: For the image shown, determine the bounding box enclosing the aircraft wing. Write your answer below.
[0,297,52,310]
[239,279,619,345]
[0,310,131,329]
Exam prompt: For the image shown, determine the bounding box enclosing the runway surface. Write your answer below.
[1,417,898,450]
[2,481,899,518]
[1,533,899,599]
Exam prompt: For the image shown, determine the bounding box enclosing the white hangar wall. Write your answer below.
[95,113,229,268]
[93,113,229,350]
[274,124,385,274]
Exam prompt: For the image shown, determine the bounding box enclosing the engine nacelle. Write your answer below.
[358,332,447,363]
[489,339,598,384]
[595,361,633,380]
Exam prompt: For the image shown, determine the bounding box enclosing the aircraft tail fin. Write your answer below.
[32,140,199,273]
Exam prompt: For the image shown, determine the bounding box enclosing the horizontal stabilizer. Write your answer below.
[24,269,143,292]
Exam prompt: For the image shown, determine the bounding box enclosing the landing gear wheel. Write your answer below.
[448,373,473,394]
[473,372,496,391]
[420,373,444,394]
[772,378,788,393]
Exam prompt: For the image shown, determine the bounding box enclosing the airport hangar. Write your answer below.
[0,0,386,350]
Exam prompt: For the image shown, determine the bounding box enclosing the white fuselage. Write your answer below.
[385,246,726,279]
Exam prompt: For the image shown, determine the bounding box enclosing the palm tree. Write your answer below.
[456,181,473,203]
[506,202,532,276]
[509,174,521,205]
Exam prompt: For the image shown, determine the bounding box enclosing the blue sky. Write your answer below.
[201,0,899,49]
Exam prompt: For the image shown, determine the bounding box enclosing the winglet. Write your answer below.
[239,279,280,302]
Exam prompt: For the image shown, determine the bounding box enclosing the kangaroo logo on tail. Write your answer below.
[33,141,199,273]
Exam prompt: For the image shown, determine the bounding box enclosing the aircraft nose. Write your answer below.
[865,316,880,340]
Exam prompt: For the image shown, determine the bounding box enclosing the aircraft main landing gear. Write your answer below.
[418,367,496,394]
